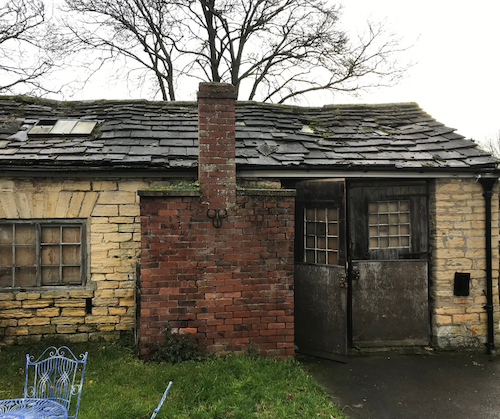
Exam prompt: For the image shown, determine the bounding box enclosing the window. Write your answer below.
[0,221,85,288]
[368,201,410,249]
[28,119,97,136]
[304,208,339,265]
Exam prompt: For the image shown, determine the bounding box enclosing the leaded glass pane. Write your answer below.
[16,225,36,244]
[15,245,36,265]
[304,207,340,266]
[0,225,13,244]
[42,267,59,285]
[369,200,410,249]
[15,267,36,287]
[41,227,60,243]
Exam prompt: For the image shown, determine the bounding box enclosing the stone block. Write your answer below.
[95,290,115,299]
[68,334,90,343]
[96,281,120,290]
[115,289,134,298]
[69,290,94,298]
[109,217,135,224]
[36,308,60,317]
[93,298,119,307]
[117,224,141,233]
[0,309,32,319]
[18,317,50,326]
[0,301,21,309]
[67,192,86,218]
[119,181,149,191]
[119,205,141,216]
[453,313,479,323]
[15,292,41,301]
[51,317,85,325]
[470,324,487,336]
[92,205,119,217]
[92,224,119,233]
[85,315,119,324]
[91,307,108,316]
[435,307,464,315]
[109,307,127,315]
[119,297,135,307]
[61,308,86,317]
[22,300,52,309]
[5,327,28,336]
[56,325,79,334]
[97,324,116,332]
[435,324,461,337]
[93,181,117,191]
[435,315,452,324]
[98,191,136,205]
[116,323,134,331]
[54,300,86,308]
[103,232,133,242]
[0,179,15,191]
[28,325,56,335]
[63,180,91,191]
[79,192,98,217]
[40,291,68,299]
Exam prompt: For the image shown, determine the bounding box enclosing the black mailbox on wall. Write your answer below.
[454,272,470,296]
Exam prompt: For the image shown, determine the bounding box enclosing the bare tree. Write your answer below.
[0,0,65,95]
[480,131,500,158]
[62,0,410,102]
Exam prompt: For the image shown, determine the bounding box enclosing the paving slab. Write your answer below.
[302,351,500,419]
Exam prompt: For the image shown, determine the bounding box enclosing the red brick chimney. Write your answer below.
[197,82,237,210]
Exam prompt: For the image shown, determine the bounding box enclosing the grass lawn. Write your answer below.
[0,339,346,419]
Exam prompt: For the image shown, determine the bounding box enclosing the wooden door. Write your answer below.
[294,180,347,360]
[349,181,429,347]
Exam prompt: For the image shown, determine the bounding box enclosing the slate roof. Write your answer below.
[0,96,496,173]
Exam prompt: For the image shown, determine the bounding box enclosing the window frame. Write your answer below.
[0,219,87,289]
[303,207,340,265]
[368,200,411,250]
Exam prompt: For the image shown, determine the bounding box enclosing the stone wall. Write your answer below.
[429,178,500,348]
[138,189,295,358]
[0,177,170,344]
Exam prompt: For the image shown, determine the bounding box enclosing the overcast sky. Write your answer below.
[335,0,500,144]
[74,0,499,145]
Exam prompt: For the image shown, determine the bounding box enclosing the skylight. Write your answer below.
[28,119,97,136]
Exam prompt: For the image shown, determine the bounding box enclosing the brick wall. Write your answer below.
[138,83,295,358]
[138,188,295,357]
[429,178,500,348]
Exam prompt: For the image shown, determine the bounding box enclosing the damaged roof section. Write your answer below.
[0,96,496,172]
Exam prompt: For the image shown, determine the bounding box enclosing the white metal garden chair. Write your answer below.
[24,346,88,419]
[150,381,173,419]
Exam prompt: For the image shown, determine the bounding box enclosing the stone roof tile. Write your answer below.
[0,97,495,172]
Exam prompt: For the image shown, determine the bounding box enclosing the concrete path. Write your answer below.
[302,351,500,419]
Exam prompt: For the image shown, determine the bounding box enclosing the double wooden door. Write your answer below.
[295,180,429,359]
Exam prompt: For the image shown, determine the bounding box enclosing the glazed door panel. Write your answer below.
[294,180,347,359]
[349,181,429,347]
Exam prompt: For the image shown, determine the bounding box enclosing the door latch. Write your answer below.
[351,266,360,281]
[339,271,348,288]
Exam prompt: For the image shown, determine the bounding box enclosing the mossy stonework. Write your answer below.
[429,178,500,348]
[0,177,177,345]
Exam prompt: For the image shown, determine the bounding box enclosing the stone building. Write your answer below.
[0,83,498,359]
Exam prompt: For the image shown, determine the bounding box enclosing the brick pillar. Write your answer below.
[197,82,237,210]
